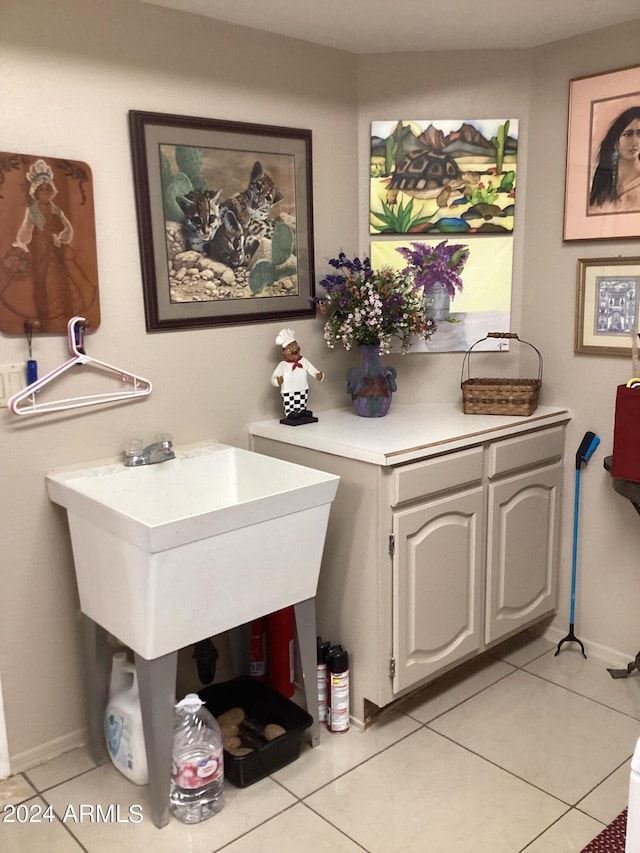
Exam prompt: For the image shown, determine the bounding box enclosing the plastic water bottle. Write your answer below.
[169,694,224,824]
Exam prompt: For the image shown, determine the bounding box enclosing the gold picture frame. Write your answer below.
[575,257,640,355]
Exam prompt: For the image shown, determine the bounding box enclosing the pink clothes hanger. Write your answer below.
[8,316,152,416]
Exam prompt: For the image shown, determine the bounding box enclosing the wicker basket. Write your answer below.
[461,332,543,416]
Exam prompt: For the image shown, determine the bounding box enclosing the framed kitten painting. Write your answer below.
[129,110,316,331]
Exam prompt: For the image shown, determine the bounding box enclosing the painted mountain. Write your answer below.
[371,120,518,161]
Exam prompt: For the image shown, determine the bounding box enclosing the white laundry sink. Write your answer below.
[47,441,339,659]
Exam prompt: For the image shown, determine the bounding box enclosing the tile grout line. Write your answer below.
[423,722,575,808]
[38,789,92,853]
[521,665,640,723]
[517,806,577,852]
[6,639,634,851]
[402,664,519,727]
[23,763,99,797]
[300,799,371,852]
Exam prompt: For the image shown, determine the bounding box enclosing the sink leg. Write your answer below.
[294,598,319,747]
[134,651,177,829]
[81,616,109,766]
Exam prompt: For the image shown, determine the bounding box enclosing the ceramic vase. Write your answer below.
[346,344,397,418]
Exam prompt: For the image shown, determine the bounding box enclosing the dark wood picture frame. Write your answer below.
[129,110,316,331]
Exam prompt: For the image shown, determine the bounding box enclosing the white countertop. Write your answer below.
[248,403,572,466]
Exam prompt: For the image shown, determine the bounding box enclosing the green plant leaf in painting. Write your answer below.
[371,196,434,233]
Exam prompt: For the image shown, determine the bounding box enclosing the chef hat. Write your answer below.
[276,328,296,347]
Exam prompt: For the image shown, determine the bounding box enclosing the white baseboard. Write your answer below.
[538,624,635,668]
[0,627,637,780]
[0,674,10,780]
[9,727,88,776]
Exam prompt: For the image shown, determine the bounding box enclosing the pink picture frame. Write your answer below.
[564,64,640,242]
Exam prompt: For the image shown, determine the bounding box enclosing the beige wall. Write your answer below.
[356,48,533,401]
[1,0,358,767]
[523,26,640,656]
[2,0,640,768]
[357,23,640,666]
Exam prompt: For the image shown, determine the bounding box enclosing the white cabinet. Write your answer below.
[485,428,565,644]
[250,404,570,726]
[392,485,484,694]
[390,446,484,695]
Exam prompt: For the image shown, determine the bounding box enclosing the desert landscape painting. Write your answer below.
[370,119,518,235]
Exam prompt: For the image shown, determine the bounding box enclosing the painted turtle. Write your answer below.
[386,147,465,207]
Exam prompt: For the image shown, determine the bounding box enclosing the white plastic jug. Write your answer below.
[104,652,149,786]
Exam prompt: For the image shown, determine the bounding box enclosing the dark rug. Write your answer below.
[580,808,627,853]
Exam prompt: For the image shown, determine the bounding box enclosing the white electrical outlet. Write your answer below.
[0,363,26,408]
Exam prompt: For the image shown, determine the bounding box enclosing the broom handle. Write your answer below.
[570,468,580,625]
[569,432,600,624]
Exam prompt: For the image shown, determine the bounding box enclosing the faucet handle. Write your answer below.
[155,433,173,447]
[125,438,144,457]
[124,438,144,467]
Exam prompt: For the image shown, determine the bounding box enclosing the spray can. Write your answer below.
[316,638,331,724]
[327,646,350,733]
[626,736,640,852]
[325,644,341,725]
[249,617,267,682]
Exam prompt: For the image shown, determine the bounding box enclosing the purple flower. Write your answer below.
[396,240,469,298]
[317,251,436,352]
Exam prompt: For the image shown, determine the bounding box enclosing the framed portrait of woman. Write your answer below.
[564,64,640,241]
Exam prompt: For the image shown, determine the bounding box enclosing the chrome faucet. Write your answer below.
[124,436,175,467]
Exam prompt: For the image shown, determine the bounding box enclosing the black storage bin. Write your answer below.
[199,676,313,787]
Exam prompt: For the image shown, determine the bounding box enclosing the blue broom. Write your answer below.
[555,430,600,657]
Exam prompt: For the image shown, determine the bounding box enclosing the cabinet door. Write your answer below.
[486,462,562,644]
[393,487,484,696]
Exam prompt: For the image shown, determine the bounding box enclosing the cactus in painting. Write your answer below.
[271,222,295,265]
[160,151,173,189]
[500,170,515,193]
[492,120,510,175]
[248,223,297,294]
[161,147,209,220]
[384,121,409,177]
[163,172,193,222]
[175,146,203,184]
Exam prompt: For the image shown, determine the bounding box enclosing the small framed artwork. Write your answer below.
[129,110,316,331]
[575,257,640,355]
[564,64,640,241]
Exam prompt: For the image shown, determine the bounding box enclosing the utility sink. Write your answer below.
[47,441,340,659]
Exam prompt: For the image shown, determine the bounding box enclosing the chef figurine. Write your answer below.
[271,328,324,425]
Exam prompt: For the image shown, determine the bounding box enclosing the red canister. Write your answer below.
[267,606,295,697]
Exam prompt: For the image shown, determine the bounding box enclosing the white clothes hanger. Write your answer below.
[8,317,153,416]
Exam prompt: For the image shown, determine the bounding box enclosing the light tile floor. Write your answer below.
[2,631,640,852]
